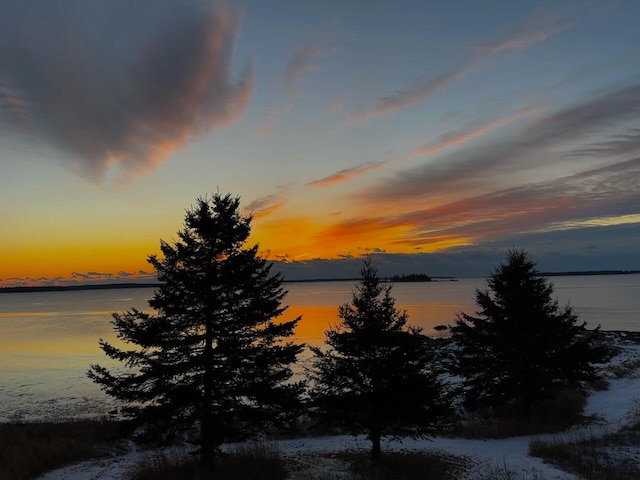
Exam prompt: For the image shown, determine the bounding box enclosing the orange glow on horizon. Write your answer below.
[0,204,478,286]
[0,244,156,285]
[250,212,473,261]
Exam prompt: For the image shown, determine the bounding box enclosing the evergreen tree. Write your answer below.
[310,259,450,463]
[88,193,303,469]
[451,248,608,414]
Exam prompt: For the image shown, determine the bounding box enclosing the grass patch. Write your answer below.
[529,429,640,480]
[270,413,345,439]
[589,374,610,391]
[608,358,640,379]
[473,461,546,480]
[625,398,640,431]
[335,450,467,480]
[131,442,287,480]
[458,389,588,438]
[0,418,125,480]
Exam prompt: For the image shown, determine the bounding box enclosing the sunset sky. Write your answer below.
[1,0,639,286]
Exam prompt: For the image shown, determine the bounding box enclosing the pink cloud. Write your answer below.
[307,160,391,188]
[245,190,291,219]
[347,10,569,124]
[474,11,569,54]
[409,106,541,158]
[348,60,480,125]
[283,28,330,98]
[310,106,540,188]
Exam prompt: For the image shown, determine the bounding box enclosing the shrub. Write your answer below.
[130,442,287,480]
[529,429,640,480]
[458,389,587,438]
[338,451,467,480]
[0,419,124,480]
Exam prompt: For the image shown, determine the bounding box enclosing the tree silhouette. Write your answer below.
[310,259,450,463]
[88,193,303,469]
[451,248,608,414]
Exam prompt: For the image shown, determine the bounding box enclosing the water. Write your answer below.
[0,275,638,421]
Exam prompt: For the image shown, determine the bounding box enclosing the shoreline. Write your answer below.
[1,270,639,294]
[3,330,638,426]
[6,328,640,480]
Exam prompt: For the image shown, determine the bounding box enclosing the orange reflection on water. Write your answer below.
[0,312,125,366]
[286,301,465,350]
[0,299,468,368]
[286,305,338,348]
[0,336,104,358]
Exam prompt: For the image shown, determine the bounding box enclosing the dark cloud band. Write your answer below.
[0,0,252,182]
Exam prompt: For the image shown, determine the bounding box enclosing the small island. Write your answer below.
[390,273,432,282]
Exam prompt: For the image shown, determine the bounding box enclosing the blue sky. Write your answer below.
[1,0,639,285]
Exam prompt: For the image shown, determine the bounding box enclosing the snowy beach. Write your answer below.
[33,331,640,480]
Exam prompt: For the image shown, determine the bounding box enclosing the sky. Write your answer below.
[1,0,639,286]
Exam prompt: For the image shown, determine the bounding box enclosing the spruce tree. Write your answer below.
[310,259,450,463]
[451,248,608,414]
[88,193,303,468]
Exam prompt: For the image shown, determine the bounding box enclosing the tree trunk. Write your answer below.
[201,318,215,470]
[523,396,533,417]
[370,431,381,464]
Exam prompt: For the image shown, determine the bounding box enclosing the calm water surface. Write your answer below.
[0,275,638,421]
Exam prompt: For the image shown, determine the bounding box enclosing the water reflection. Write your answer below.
[0,275,638,420]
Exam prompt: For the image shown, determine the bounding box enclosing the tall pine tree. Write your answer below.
[310,259,450,463]
[451,248,608,414]
[88,193,303,468]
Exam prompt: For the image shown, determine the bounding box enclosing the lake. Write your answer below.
[0,274,638,421]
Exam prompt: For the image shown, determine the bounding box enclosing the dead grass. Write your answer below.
[625,398,640,431]
[608,358,640,379]
[474,461,546,480]
[130,442,288,480]
[529,429,640,480]
[0,418,125,480]
[335,450,468,480]
[458,389,588,438]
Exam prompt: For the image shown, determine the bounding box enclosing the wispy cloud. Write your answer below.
[568,128,640,158]
[474,11,569,53]
[0,1,252,183]
[348,60,480,124]
[256,25,329,135]
[365,83,640,201]
[307,159,391,187]
[309,106,540,188]
[0,84,32,133]
[3,276,67,287]
[345,156,640,252]
[283,28,329,98]
[348,9,569,124]
[257,107,280,136]
[407,106,541,158]
[1,270,155,287]
[245,190,291,219]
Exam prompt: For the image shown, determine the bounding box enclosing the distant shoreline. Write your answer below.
[0,283,161,294]
[540,270,640,277]
[1,270,638,294]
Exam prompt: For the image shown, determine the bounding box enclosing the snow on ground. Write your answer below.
[37,431,576,480]
[280,434,576,480]
[586,339,640,426]
[38,333,640,480]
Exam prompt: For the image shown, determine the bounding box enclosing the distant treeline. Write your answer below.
[390,273,432,282]
[0,283,160,294]
[541,270,640,277]
[2,270,638,293]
